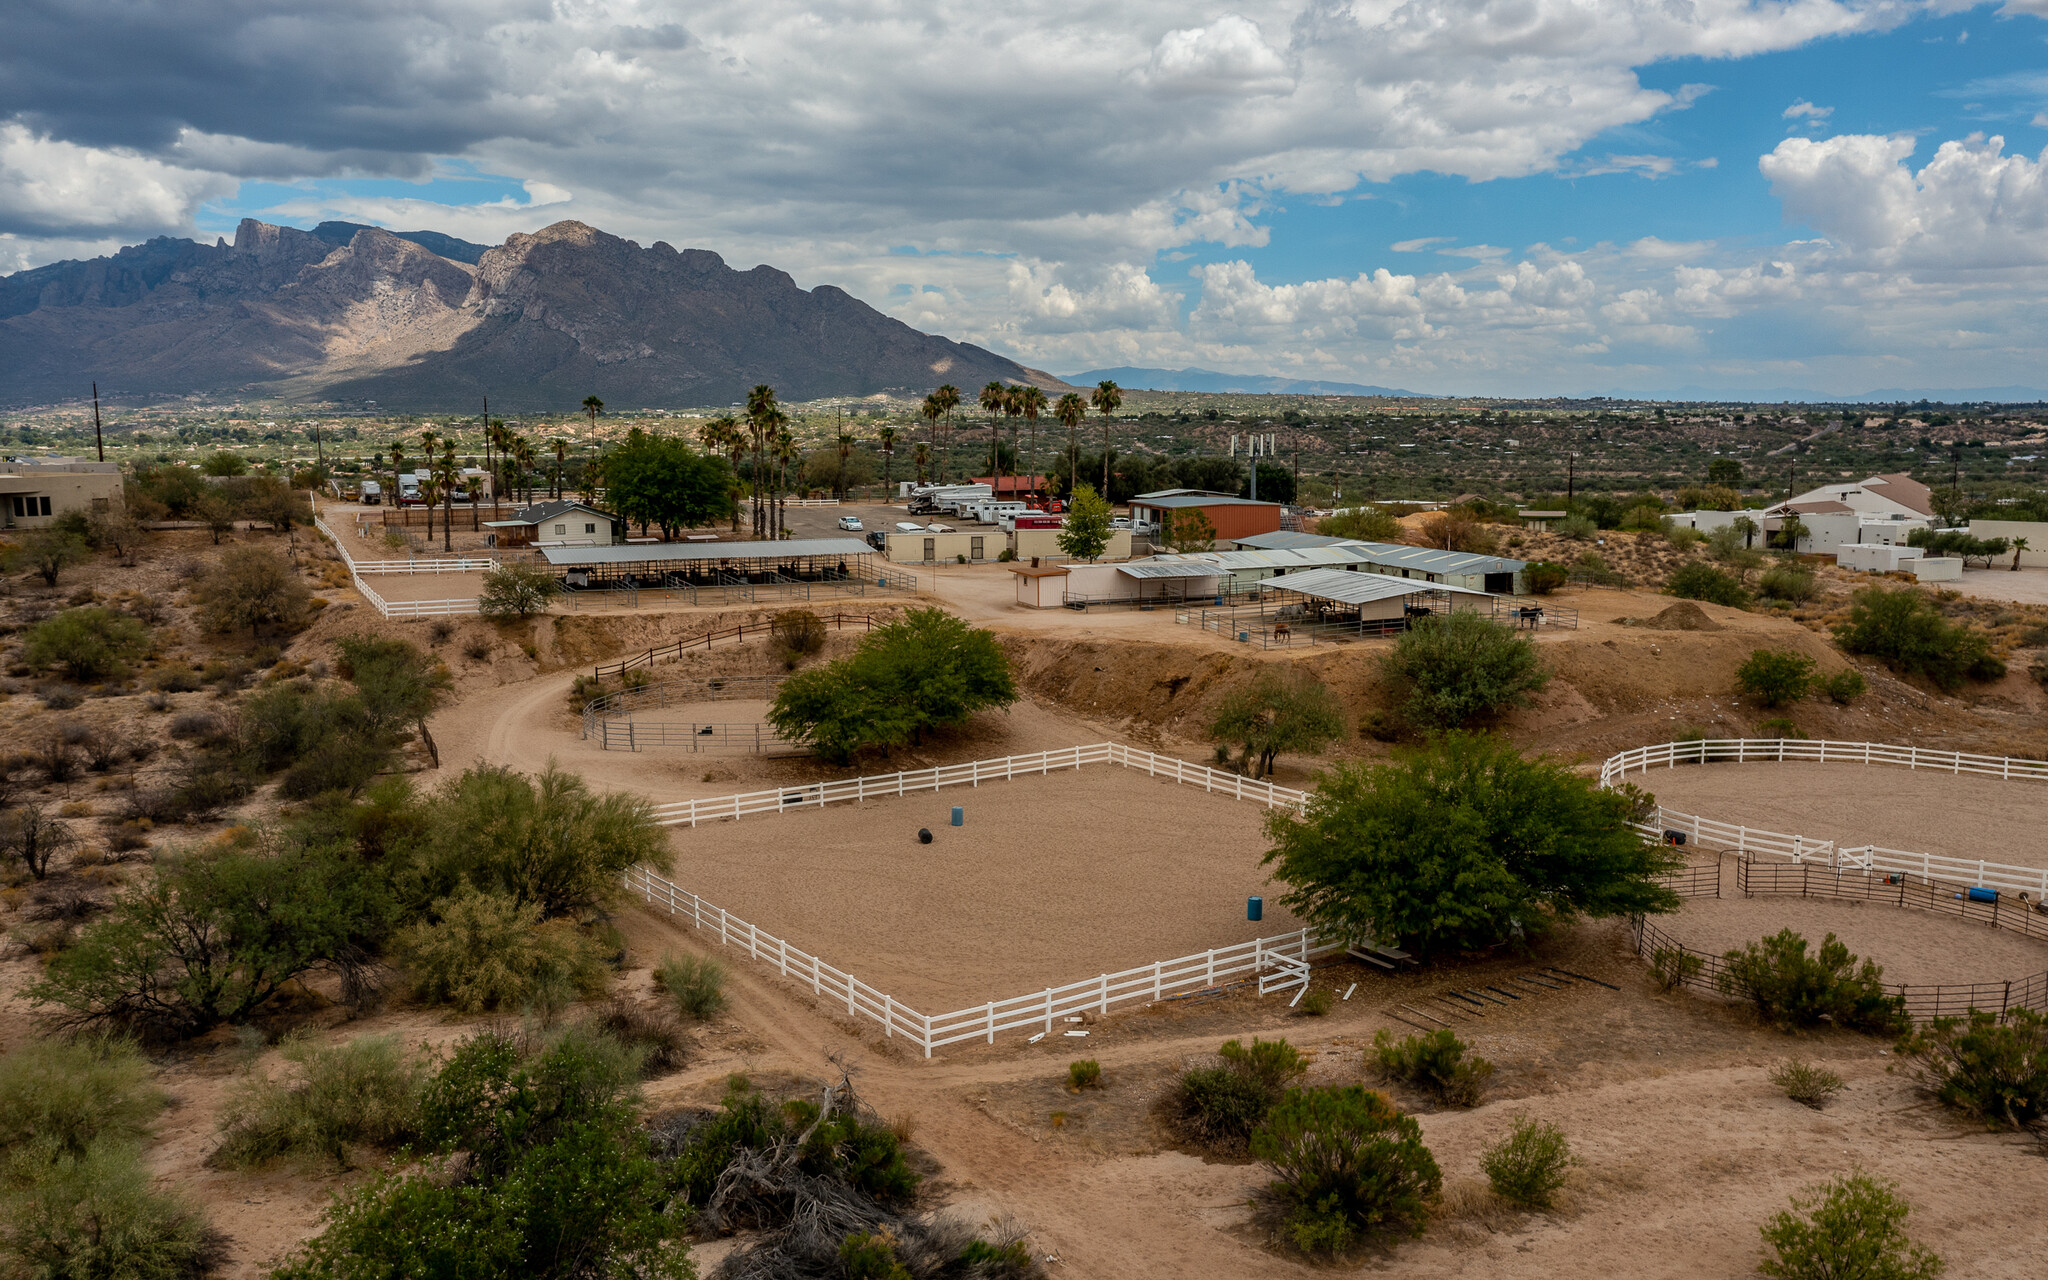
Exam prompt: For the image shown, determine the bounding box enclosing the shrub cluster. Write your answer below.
[1666,562,1750,607]
[1736,649,1817,707]
[1252,1086,1441,1256]
[1168,1037,1308,1152]
[654,953,729,1022]
[1371,1029,1494,1107]
[1716,929,1908,1034]
[1834,585,2004,692]
[1480,1116,1576,1208]
[1758,1174,1943,1280]
[212,1034,425,1170]
[1379,611,1549,730]
[769,608,1017,762]
[1770,1059,1847,1110]
[1894,1007,2046,1131]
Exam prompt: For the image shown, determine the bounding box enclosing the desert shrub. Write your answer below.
[772,608,827,659]
[1770,1059,1847,1110]
[1263,734,1680,959]
[1371,1029,1494,1107]
[1666,562,1750,607]
[1759,563,1820,604]
[1667,524,1706,548]
[1737,649,1817,707]
[653,953,728,1021]
[1894,1007,2047,1130]
[1819,669,1867,704]
[1651,945,1703,992]
[4,527,91,586]
[1555,512,1597,541]
[27,839,390,1038]
[1299,987,1333,1016]
[334,634,451,761]
[0,1036,165,1160]
[0,1142,224,1280]
[1524,561,1569,595]
[1068,1060,1101,1090]
[36,681,85,710]
[1757,1173,1943,1280]
[1479,1116,1576,1208]
[768,607,1017,762]
[1206,671,1344,777]
[1251,1085,1441,1256]
[1317,506,1403,542]
[1380,610,1549,729]
[428,619,454,644]
[151,666,203,694]
[591,999,689,1077]
[234,680,391,798]
[1169,1037,1307,1151]
[395,886,609,1013]
[463,635,492,661]
[405,762,666,919]
[840,1230,912,1280]
[212,1034,425,1170]
[32,728,80,782]
[273,1027,685,1280]
[1835,585,2004,692]
[1757,715,1804,739]
[81,726,125,772]
[193,545,313,640]
[23,607,152,680]
[477,560,562,619]
[1,803,74,880]
[1716,930,1908,1034]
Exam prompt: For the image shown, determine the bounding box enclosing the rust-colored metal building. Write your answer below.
[1127,491,1284,543]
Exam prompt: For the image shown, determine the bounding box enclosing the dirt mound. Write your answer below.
[1641,601,1722,631]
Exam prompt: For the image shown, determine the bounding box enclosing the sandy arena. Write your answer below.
[659,766,1302,1011]
[1625,760,2048,866]
[1668,894,2048,988]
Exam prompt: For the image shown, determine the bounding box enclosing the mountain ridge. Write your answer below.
[1065,365,1428,398]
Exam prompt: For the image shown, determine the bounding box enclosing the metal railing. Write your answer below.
[592,613,889,679]
[593,720,804,754]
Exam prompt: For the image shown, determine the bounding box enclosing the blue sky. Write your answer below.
[6,1,2048,397]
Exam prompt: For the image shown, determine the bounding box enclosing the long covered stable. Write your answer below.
[540,538,882,589]
[1257,567,1497,632]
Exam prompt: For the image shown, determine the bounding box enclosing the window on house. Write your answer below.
[584,523,595,534]
[39,496,51,516]
[554,524,566,535]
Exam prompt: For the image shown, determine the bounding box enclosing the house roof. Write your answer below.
[1257,568,1495,606]
[1334,541,1529,576]
[1862,473,1935,516]
[1230,531,1366,550]
[503,499,614,526]
[1134,488,1238,500]
[1004,563,1070,578]
[1779,500,1856,515]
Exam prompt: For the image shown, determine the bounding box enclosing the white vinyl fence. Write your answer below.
[626,743,1327,1055]
[313,514,486,619]
[1601,739,2048,898]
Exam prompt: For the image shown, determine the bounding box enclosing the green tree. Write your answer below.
[336,635,452,767]
[1055,392,1087,494]
[1057,483,1113,561]
[767,608,1017,762]
[1716,929,1907,1033]
[1261,734,1680,959]
[478,560,562,619]
[1667,562,1751,607]
[23,606,151,679]
[201,451,248,477]
[194,545,312,640]
[1894,1007,2048,1131]
[1091,380,1123,496]
[1707,457,1744,488]
[1380,610,1549,729]
[1316,506,1402,542]
[5,527,90,586]
[1927,485,1971,529]
[1758,1173,1943,1280]
[192,492,236,544]
[598,429,733,539]
[1737,649,1817,707]
[1208,672,1344,778]
[1163,505,1217,553]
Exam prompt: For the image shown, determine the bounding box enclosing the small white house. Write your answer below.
[482,499,619,548]
[1837,544,1925,574]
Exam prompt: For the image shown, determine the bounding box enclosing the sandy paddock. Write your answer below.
[1667,895,2048,988]
[656,767,1301,1011]
[1627,761,2048,867]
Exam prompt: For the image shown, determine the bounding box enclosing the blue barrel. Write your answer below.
[950,806,964,827]
[1247,896,1263,922]
[1968,886,1997,904]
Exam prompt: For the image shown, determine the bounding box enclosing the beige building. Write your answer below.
[1008,528,1132,562]
[1968,520,2048,568]
[1,458,124,529]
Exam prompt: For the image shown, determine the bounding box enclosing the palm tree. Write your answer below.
[1019,386,1047,495]
[835,431,856,500]
[466,476,483,531]
[389,440,406,517]
[701,415,746,532]
[437,439,459,552]
[746,385,779,538]
[2013,536,2030,571]
[772,425,798,537]
[914,441,931,485]
[933,384,961,483]
[1054,392,1085,499]
[488,418,510,507]
[552,438,568,500]
[1002,386,1025,489]
[513,437,537,505]
[1091,380,1122,498]
[419,476,440,543]
[878,425,898,498]
[582,395,604,432]
[978,382,1007,483]
[919,396,942,483]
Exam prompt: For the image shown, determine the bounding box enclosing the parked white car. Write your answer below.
[894,521,926,533]
[837,515,864,531]
[1110,516,1132,529]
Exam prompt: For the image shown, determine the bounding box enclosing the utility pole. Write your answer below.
[91,382,104,462]
[1565,451,1574,509]
[1950,445,1960,490]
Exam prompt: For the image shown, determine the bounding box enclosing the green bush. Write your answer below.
[1169,1037,1308,1151]
[28,840,391,1038]
[233,680,393,799]
[1759,563,1820,604]
[396,887,609,1013]
[0,1142,224,1280]
[194,545,313,640]
[1524,561,1569,595]
[1894,1007,2047,1130]
[1480,1116,1576,1208]
[1371,1029,1494,1107]
[771,608,827,665]
[1651,945,1703,992]
[1716,930,1908,1034]
[1555,512,1597,541]
[1068,1060,1101,1090]
[1317,506,1403,542]
[839,1230,913,1280]
[1251,1085,1441,1255]
[0,1036,165,1161]
[1757,715,1805,739]
[1737,649,1818,707]
[212,1034,424,1170]
[1758,1173,1943,1280]
[1263,734,1681,960]
[1206,671,1344,777]
[1299,987,1333,1016]
[652,953,728,1022]
[1769,1059,1846,1110]
[1819,669,1867,704]
[1666,562,1750,607]
[1380,610,1550,730]
[477,561,563,619]
[23,607,152,680]
[1834,586,2005,692]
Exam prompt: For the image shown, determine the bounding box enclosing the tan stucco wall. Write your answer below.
[1969,520,2048,567]
[1,464,124,528]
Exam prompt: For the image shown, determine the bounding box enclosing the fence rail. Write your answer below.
[592,613,888,680]
[594,720,804,754]
[1603,739,2048,898]
[314,513,487,620]
[582,675,787,737]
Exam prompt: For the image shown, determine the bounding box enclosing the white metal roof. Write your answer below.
[1256,567,1495,606]
[1115,561,1227,580]
[1168,547,1375,572]
[540,538,874,566]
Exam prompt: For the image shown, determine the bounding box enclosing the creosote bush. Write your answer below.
[1379,610,1549,730]
[1716,930,1907,1035]
[1757,1173,1943,1280]
[1169,1037,1308,1152]
[1251,1085,1441,1257]
[1371,1029,1494,1107]
[23,607,153,680]
[1737,649,1817,707]
[1479,1116,1576,1208]
[1894,1007,2046,1131]
[1770,1059,1847,1110]
[653,953,728,1022]
[1666,562,1751,607]
[1067,1060,1101,1090]
[212,1034,425,1171]
[1820,669,1867,704]
[396,886,609,1013]
[1834,585,2004,692]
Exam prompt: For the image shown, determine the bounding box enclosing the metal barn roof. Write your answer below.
[1229,531,1370,550]
[1115,560,1227,579]
[1335,541,1528,576]
[1129,493,1281,510]
[540,538,874,566]
[1257,568,1494,605]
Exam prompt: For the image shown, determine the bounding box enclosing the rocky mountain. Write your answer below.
[0,219,1060,409]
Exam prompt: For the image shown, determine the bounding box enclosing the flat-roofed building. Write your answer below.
[1,457,123,529]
